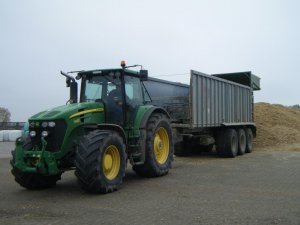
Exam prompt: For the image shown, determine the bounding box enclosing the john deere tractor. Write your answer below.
[11,61,174,193]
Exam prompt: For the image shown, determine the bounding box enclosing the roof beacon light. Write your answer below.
[121,60,126,68]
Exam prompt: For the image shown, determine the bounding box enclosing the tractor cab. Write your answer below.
[77,66,150,126]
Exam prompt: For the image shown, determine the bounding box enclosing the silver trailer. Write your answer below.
[190,70,255,128]
[144,70,260,157]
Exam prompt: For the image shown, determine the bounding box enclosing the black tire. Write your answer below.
[11,150,61,190]
[237,128,246,155]
[174,137,191,157]
[216,130,226,156]
[216,128,238,158]
[75,130,126,194]
[201,144,214,153]
[245,128,254,153]
[133,113,174,177]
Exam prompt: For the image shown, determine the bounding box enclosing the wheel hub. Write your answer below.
[154,127,169,165]
[103,154,113,170]
[102,145,121,180]
[157,139,163,151]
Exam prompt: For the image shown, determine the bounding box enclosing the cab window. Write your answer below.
[125,76,143,104]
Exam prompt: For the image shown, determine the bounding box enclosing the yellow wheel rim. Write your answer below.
[102,145,120,180]
[154,127,169,164]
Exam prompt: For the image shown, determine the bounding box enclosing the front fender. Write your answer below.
[139,106,170,129]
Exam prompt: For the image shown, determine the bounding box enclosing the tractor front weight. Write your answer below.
[14,138,60,175]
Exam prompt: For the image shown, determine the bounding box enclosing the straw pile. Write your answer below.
[253,102,300,151]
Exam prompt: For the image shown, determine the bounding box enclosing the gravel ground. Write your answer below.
[0,142,300,225]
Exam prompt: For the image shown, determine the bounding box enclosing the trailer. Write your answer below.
[144,70,260,157]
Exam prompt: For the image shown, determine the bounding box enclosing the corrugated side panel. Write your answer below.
[191,70,253,128]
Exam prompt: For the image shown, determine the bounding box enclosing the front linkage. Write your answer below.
[11,137,62,189]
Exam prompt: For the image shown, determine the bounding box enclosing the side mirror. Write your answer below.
[66,78,71,87]
[60,71,78,103]
[140,70,148,81]
[69,81,78,103]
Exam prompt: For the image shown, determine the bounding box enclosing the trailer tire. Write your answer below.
[216,131,225,156]
[245,128,254,153]
[75,130,126,194]
[237,128,246,155]
[11,150,61,190]
[201,144,214,153]
[174,137,191,157]
[216,128,238,158]
[133,113,173,177]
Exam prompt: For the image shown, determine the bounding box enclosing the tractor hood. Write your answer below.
[29,102,104,121]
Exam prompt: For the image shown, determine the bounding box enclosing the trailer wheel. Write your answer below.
[201,144,214,153]
[216,128,238,158]
[11,149,61,190]
[216,131,224,156]
[237,128,246,155]
[174,137,191,157]
[75,130,126,194]
[245,128,254,153]
[133,113,174,177]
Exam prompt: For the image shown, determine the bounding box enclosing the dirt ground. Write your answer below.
[0,142,300,225]
[1,103,300,225]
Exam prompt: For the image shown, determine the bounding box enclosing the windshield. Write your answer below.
[80,72,148,125]
[81,74,121,102]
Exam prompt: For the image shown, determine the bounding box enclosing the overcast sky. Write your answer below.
[1,0,299,121]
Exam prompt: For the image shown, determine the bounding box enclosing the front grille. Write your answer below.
[29,120,67,152]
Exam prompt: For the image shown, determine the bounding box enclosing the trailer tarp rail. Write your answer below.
[212,71,261,91]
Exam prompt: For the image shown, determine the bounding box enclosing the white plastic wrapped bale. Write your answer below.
[0,130,22,142]
[8,130,22,141]
[0,130,4,142]
[2,131,9,142]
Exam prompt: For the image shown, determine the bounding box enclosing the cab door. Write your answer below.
[124,76,145,126]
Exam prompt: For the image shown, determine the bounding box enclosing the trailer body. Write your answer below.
[144,70,260,157]
[190,70,254,128]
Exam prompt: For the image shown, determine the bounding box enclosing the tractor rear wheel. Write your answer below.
[75,130,126,194]
[133,113,173,177]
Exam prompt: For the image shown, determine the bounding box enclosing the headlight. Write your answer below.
[42,121,48,128]
[41,131,49,137]
[29,131,36,137]
[48,121,56,128]
[29,122,35,128]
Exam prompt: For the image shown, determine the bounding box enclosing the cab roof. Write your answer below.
[77,68,140,76]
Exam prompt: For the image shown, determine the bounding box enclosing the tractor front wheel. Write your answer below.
[75,130,126,194]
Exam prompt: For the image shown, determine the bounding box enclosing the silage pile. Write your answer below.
[253,102,300,151]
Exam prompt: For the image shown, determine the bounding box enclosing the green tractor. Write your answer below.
[11,61,174,193]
